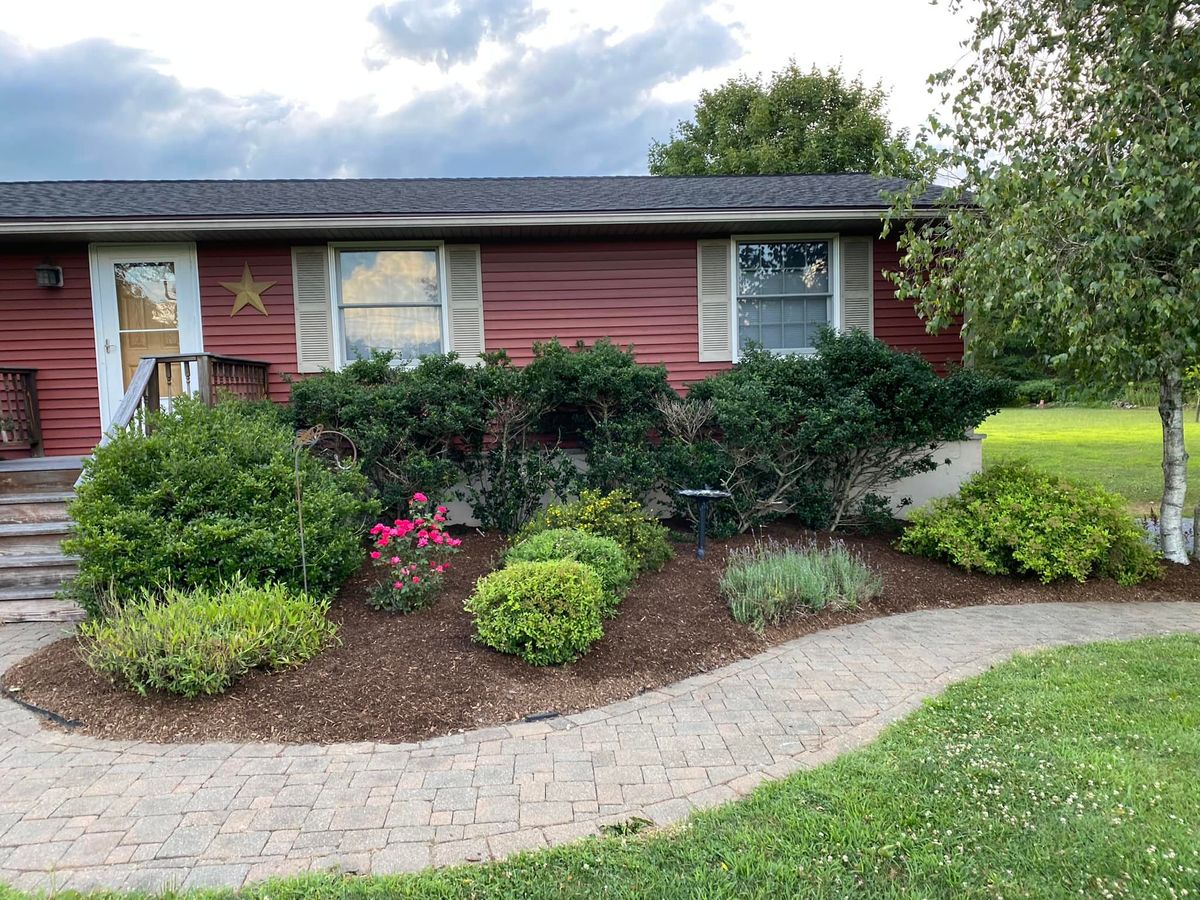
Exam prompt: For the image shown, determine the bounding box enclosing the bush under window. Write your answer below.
[505,528,632,614]
[65,397,375,617]
[524,338,673,499]
[79,578,338,697]
[516,489,673,573]
[660,330,1009,534]
[897,460,1161,585]
[465,560,606,665]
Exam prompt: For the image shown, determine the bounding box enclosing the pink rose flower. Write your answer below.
[412,576,421,584]
[393,580,403,589]
[390,556,400,565]
[369,551,381,560]
[437,505,448,514]
[412,492,428,503]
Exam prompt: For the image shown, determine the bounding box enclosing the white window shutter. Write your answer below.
[445,244,486,366]
[697,240,733,362]
[840,237,874,335]
[291,247,335,373]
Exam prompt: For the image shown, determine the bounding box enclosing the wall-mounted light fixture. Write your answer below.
[34,263,64,288]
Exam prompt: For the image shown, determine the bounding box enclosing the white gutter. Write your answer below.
[0,206,932,236]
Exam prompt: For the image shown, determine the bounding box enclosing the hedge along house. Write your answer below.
[0,174,971,621]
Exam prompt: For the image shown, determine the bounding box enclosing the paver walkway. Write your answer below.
[1,602,1198,893]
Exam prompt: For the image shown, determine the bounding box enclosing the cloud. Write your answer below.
[0,2,743,179]
[367,0,546,70]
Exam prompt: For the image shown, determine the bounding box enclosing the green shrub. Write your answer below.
[524,339,673,498]
[465,560,605,665]
[79,578,337,697]
[516,489,673,573]
[1014,378,1059,405]
[505,528,632,614]
[897,460,1161,585]
[660,330,1008,534]
[721,539,883,631]
[65,397,374,617]
[289,352,490,515]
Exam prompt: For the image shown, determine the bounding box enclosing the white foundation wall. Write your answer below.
[876,435,984,519]
[438,437,984,528]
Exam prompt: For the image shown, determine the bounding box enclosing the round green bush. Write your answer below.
[897,460,1161,585]
[65,396,377,617]
[464,560,605,665]
[504,528,632,614]
[515,489,673,573]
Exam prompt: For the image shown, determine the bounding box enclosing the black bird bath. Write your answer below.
[676,487,732,559]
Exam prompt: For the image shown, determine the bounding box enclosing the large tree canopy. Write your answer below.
[887,0,1200,561]
[649,63,918,177]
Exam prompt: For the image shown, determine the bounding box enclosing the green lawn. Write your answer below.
[982,406,1200,514]
[31,636,1199,899]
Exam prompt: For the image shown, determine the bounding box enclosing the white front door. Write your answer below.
[91,244,204,429]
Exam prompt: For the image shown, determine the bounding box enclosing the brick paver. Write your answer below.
[1,602,1197,892]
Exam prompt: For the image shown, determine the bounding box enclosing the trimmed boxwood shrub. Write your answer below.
[516,489,673,573]
[79,578,338,697]
[897,460,1161,585]
[65,397,376,617]
[465,560,605,665]
[505,528,632,615]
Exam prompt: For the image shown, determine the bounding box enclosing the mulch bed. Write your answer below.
[5,522,1198,745]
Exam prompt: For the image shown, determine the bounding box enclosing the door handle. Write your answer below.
[104,339,115,353]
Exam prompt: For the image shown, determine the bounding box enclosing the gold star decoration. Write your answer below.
[221,263,276,316]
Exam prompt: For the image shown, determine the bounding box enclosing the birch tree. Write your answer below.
[886,0,1200,562]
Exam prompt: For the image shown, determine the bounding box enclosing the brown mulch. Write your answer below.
[5,522,1198,745]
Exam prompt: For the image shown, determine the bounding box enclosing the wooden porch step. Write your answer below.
[0,552,79,591]
[0,521,72,557]
[0,491,73,524]
[0,588,82,623]
[0,457,84,495]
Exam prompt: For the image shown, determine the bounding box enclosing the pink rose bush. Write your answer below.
[367,493,463,613]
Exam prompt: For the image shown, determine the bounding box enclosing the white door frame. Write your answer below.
[88,243,204,430]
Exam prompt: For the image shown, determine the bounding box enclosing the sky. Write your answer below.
[0,0,974,181]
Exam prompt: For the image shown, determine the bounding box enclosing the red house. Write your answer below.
[0,174,970,620]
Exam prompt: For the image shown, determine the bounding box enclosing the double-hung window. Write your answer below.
[735,239,833,355]
[336,248,444,362]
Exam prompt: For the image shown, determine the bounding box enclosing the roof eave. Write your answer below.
[0,206,940,237]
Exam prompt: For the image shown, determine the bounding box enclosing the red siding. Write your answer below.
[872,237,964,372]
[198,244,297,402]
[481,240,728,390]
[0,247,102,456]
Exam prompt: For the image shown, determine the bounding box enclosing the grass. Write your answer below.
[721,538,882,631]
[21,635,1199,898]
[982,406,1200,514]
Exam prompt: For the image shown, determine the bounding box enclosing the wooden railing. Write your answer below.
[0,367,43,457]
[105,353,271,445]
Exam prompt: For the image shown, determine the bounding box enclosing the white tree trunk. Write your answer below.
[1159,369,1190,564]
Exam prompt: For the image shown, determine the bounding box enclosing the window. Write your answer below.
[336,248,443,362]
[736,240,833,354]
